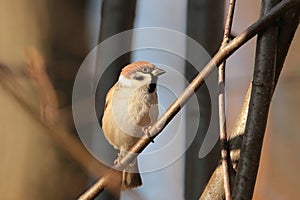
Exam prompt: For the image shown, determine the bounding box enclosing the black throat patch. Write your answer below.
[148,76,158,93]
[148,83,156,93]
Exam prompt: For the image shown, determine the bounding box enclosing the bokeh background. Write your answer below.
[0,0,299,199]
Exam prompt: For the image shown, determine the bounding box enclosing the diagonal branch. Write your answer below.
[0,66,110,182]
[201,1,299,199]
[78,0,299,199]
[23,47,59,125]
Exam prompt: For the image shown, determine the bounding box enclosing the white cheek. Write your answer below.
[118,75,132,87]
[143,75,152,83]
[118,74,152,88]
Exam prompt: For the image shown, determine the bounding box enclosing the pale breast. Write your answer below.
[102,84,158,150]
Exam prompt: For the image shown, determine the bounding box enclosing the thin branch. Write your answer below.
[200,2,299,199]
[78,1,299,199]
[0,67,110,182]
[23,46,59,125]
[218,0,236,199]
[200,84,251,200]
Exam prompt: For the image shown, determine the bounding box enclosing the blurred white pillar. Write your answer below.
[122,1,187,200]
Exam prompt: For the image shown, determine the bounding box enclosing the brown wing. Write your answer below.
[103,83,118,112]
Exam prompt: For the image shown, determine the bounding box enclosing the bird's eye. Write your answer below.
[141,67,151,73]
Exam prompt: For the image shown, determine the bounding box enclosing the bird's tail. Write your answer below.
[122,159,142,190]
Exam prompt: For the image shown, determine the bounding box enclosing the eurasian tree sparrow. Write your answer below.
[102,61,165,190]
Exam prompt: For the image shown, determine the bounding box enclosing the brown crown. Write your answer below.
[120,61,155,78]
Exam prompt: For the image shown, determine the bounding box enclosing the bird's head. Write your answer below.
[118,61,165,92]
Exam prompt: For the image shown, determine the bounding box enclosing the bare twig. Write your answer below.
[24,47,59,125]
[200,84,251,200]
[218,0,236,199]
[0,67,110,182]
[78,0,299,199]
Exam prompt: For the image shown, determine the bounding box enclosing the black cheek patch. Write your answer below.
[133,75,144,80]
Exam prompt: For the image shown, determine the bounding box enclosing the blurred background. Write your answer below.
[0,0,299,200]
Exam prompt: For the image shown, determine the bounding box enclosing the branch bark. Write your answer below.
[78,0,299,199]
[0,67,110,181]
[232,0,299,199]
[24,47,59,125]
[200,1,299,199]
[200,85,251,200]
[218,0,236,199]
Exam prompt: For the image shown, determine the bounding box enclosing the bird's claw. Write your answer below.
[114,157,121,165]
[143,126,154,143]
[114,152,123,165]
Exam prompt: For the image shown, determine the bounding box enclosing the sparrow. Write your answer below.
[102,61,165,190]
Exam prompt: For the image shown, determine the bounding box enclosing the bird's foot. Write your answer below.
[114,151,127,166]
[114,157,121,165]
[142,126,154,143]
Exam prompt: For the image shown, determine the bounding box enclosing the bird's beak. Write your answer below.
[151,68,166,76]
